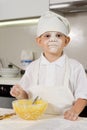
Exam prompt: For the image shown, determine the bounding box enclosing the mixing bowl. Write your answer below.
[12,99,48,120]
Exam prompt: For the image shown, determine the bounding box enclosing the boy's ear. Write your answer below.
[36,37,42,46]
[65,36,70,46]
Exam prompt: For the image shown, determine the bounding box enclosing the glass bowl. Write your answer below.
[12,99,48,120]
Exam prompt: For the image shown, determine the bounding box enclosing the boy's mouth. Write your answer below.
[48,43,59,47]
[48,45,58,48]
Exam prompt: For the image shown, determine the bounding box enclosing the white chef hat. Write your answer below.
[36,11,70,37]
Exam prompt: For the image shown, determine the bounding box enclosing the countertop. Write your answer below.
[0,77,21,85]
[0,108,87,130]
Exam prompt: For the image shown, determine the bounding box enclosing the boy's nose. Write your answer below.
[50,37,57,41]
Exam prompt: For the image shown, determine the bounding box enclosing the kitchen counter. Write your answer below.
[0,108,87,130]
[0,77,21,85]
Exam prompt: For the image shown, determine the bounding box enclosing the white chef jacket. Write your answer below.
[19,53,87,101]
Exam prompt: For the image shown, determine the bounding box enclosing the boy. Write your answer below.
[10,11,87,121]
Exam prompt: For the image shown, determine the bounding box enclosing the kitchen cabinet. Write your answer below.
[0,0,49,21]
[50,0,82,4]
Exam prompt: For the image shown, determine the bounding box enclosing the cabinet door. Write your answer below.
[0,0,49,20]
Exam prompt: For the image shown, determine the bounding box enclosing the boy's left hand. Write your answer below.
[64,108,78,121]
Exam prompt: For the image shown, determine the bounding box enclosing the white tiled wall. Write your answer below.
[0,12,87,69]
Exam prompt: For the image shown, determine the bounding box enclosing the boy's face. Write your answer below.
[36,31,70,56]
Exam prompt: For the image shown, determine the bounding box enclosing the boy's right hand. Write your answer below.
[10,84,28,99]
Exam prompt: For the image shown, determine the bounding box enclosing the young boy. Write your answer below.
[10,11,87,121]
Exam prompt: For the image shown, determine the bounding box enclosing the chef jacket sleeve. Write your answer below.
[18,65,33,94]
[74,64,87,100]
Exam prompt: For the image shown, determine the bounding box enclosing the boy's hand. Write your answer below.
[64,98,87,121]
[10,84,28,99]
[64,108,78,121]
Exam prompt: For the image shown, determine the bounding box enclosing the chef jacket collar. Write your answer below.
[40,53,66,67]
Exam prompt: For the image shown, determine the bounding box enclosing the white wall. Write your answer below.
[0,12,87,69]
[64,12,87,69]
[0,24,42,67]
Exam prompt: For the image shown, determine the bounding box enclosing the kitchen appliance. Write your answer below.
[50,0,87,13]
[0,77,21,108]
[0,84,15,108]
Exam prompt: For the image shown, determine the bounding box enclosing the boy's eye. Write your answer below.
[44,34,50,38]
[56,34,62,37]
